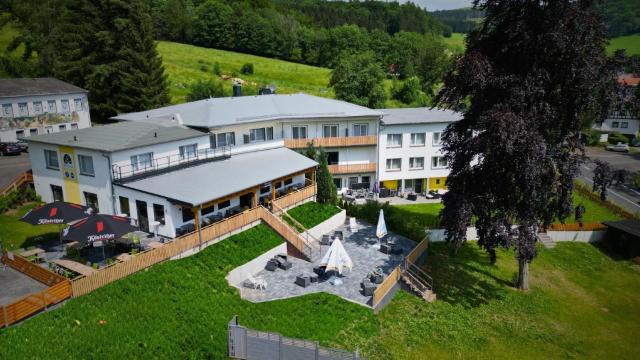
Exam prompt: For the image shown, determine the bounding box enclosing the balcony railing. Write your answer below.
[284,135,377,149]
[327,163,377,174]
[112,147,231,182]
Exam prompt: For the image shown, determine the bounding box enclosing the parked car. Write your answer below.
[16,139,28,152]
[0,142,22,156]
[605,142,630,153]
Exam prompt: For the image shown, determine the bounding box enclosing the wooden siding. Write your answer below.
[272,184,316,210]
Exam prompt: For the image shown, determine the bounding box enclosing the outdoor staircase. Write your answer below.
[266,203,320,261]
[537,232,556,249]
[401,261,436,303]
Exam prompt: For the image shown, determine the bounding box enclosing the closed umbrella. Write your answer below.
[374,209,387,249]
[320,238,353,275]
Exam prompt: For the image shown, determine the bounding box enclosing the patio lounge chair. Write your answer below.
[265,259,278,271]
[277,259,292,270]
[244,274,267,290]
[349,217,359,232]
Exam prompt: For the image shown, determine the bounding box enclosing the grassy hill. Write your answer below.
[607,33,640,55]
[442,32,466,54]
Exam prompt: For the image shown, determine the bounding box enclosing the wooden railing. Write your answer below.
[1,252,71,327]
[272,184,316,210]
[284,135,377,149]
[327,163,377,175]
[1,170,33,196]
[258,207,316,260]
[547,222,608,231]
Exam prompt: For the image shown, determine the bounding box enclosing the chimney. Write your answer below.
[232,82,242,97]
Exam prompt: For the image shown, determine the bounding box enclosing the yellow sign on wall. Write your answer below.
[59,145,81,204]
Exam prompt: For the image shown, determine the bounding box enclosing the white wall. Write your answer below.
[281,117,378,139]
[0,92,91,142]
[110,135,211,170]
[113,185,178,238]
[428,227,606,244]
[593,117,639,137]
[378,122,451,183]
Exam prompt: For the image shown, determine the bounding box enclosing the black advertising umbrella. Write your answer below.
[61,214,138,247]
[20,201,91,225]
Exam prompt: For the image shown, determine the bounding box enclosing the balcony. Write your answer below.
[327,163,377,175]
[284,135,377,149]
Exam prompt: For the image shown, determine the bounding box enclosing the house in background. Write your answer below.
[112,93,382,193]
[0,78,91,143]
[593,73,639,138]
[378,108,460,194]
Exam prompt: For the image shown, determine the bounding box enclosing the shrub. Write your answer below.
[199,65,208,72]
[186,78,226,102]
[608,131,629,144]
[634,172,640,189]
[240,63,254,75]
[391,76,428,105]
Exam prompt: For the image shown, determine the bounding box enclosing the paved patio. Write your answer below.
[0,266,47,306]
[239,220,416,307]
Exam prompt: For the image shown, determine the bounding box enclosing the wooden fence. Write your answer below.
[547,222,608,231]
[1,170,33,196]
[273,184,316,210]
[1,252,71,327]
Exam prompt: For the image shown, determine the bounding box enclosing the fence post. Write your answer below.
[2,305,7,328]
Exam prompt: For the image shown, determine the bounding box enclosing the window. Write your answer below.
[78,154,94,176]
[323,124,338,138]
[51,185,64,202]
[386,158,401,171]
[45,150,59,169]
[61,99,70,113]
[333,178,342,189]
[432,132,442,145]
[202,204,215,215]
[59,124,66,131]
[15,130,25,139]
[348,177,358,188]
[211,132,235,148]
[45,126,53,134]
[70,123,78,130]
[431,156,448,169]
[284,178,293,186]
[29,128,38,136]
[387,134,402,147]
[33,101,43,114]
[18,103,28,116]
[409,157,424,169]
[621,122,629,129]
[179,143,197,160]
[74,98,83,111]
[410,133,425,146]
[2,104,12,117]
[353,124,368,136]
[119,196,130,216]
[327,151,339,165]
[182,207,194,222]
[217,200,231,210]
[130,152,153,171]
[361,176,370,184]
[153,204,165,225]
[47,100,57,113]
[249,127,273,142]
[292,126,307,139]
[84,192,99,211]
[260,184,271,194]
[612,122,619,128]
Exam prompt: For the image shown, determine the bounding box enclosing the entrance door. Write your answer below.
[136,200,149,232]
[239,193,253,209]
[414,179,424,193]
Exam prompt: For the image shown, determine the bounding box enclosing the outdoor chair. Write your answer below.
[321,235,332,246]
[265,259,278,271]
[244,274,267,290]
[361,280,377,296]
[333,231,343,240]
[313,266,327,279]
[277,259,292,270]
[295,274,311,288]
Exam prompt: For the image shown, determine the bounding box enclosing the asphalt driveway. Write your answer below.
[0,152,31,190]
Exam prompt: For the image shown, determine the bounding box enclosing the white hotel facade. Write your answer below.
[26,93,459,238]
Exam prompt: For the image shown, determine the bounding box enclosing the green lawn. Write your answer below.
[607,33,640,55]
[1,223,639,359]
[157,41,333,103]
[442,32,466,54]
[0,203,59,251]
[285,201,341,229]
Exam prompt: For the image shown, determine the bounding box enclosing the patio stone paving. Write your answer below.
[239,220,416,307]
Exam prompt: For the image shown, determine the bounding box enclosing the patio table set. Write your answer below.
[265,254,292,272]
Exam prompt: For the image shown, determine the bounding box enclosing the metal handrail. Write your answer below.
[402,260,433,291]
[112,146,231,181]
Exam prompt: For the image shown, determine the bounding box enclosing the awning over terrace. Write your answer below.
[117,147,317,207]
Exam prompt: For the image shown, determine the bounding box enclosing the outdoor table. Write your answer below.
[20,247,44,258]
[147,241,164,249]
[295,274,311,288]
[115,253,133,262]
[361,281,376,296]
[52,259,96,276]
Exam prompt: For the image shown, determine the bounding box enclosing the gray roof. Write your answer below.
[0,78,87,98]
[25,122,205,153]
[603,220,640,238]
[118,147,317,206]
[381,108,461,125]
[113,93,383,128]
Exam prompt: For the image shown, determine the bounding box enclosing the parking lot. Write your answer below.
[0,152,31,189]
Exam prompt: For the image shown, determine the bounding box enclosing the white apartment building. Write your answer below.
[378,108,460,194]
[0,78,91,142]
[27,121,316,239]
[593,73,639,138]
[113,94,383,192]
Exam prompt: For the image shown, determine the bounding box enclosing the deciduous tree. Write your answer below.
[329,52,387,109]
[593,160,614,201]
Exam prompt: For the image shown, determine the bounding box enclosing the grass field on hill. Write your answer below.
[443,33,466,54]
[607,33,640,55]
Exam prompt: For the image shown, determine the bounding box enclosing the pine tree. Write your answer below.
[315,148,337,205]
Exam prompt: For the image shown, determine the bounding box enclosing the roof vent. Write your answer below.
[154,132,157,138]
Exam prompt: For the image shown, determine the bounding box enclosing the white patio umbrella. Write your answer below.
[374,209,387,249]
[320,238,353,275]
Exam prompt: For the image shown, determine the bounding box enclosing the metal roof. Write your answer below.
[0,78,87,98]
[25,121,206,153]
[603,220,640,238]
[381,107,462,125]
[112,93,383,128]
[117,147,317,207]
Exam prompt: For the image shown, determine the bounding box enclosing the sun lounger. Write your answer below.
[244,274,267,290]
[265,260,278,271]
